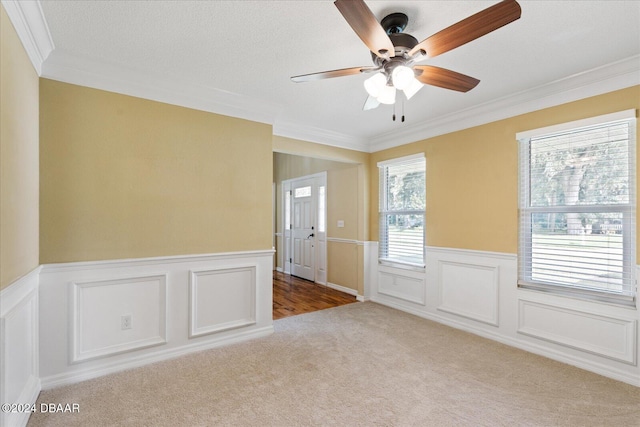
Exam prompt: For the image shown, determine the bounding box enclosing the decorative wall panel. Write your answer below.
[378,269,425,305]
[438,261,499,326]
[189,267,256,338]
[518,299,637,365]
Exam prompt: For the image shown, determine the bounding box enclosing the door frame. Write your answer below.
[282,172,327,284]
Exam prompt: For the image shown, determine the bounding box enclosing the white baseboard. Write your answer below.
[0,375,41,427]
[369,246,640,388]
[326,281,358,297]
[38,249,275,390]
[41,325,273,389]
[371,295,639,387]
[0,267,41,427]
[324,281,369,302]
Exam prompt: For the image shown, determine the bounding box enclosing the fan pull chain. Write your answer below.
[391,101,406,122]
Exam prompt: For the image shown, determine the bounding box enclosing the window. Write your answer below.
[318,185,325,233]
[294,186,311,198]
[378,154,426,267]
[284,190,291,230]
[517,110,636,304]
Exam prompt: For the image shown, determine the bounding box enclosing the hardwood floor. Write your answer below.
[273,271,357,320]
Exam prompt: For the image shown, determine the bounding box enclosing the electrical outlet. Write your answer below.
[121,315,132,330]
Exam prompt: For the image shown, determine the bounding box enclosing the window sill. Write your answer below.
[378,259,425,273]
[517,281,636,309]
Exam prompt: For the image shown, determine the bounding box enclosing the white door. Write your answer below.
[291,179,315,281]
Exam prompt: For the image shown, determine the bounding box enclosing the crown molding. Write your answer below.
[1,0,53,75]
[41,49,283,126]
[273,120,370,153]
[11,0,637,153]
[41,44,365,142]
[368,55,640,152]
[40,50,638,153]
[41,47,374,138]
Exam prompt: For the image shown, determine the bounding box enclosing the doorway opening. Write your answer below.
[273,152,365,319]
[272,271,356,320]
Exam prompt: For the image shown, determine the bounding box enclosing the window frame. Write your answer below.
[378,153,426,269]
[517,109,637,305]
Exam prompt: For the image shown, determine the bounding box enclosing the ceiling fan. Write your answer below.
[291,0,521,112]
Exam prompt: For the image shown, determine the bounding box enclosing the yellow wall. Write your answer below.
[6,2,637,287]
[273,136,370,240]
[0,5,40,289]
[273,152,355,188]
[326,166,360,289]
[273,135,368,164]
[40,79,273,263]
[370,86,640,257]
[327,166,359,240]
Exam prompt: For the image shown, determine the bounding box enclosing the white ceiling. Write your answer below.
[12,1,640,152]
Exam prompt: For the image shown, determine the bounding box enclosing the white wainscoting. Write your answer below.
[369,244,640,387]
[438,260,499,326]
[71,275,167,363]
[378,266,425,305]
[0,267,41,427]
[189,267,256,338]
[39,249,274,389]
[518,299,636,365]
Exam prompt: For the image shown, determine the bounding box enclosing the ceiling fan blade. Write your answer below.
[291,66,376,83]
[413,66,480,92]
[363,95,380,111]
[334,0,395,59]
[409,0,521,58]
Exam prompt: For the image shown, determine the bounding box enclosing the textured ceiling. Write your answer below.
[36,0,640,151]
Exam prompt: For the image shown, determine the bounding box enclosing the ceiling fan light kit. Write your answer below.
[291,0,522,120]
[364,72,387,98]
[364,64,419,106]
[391,65,415,91]
[403,78,424,101]
[377,84,397,105]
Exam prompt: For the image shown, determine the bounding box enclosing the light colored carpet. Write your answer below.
[28,302,640,426]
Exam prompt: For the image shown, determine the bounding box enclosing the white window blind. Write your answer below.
[518,111,636,303]
[378,155,425,267]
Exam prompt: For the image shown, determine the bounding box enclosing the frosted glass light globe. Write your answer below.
[377,85,396,105]
[363,73,387,98]
[403,79,424,100]
[391,65,415,90]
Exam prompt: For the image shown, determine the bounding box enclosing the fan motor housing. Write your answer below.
[371,13,418,66]
[371,32,419,66]
[381,12,408,34]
